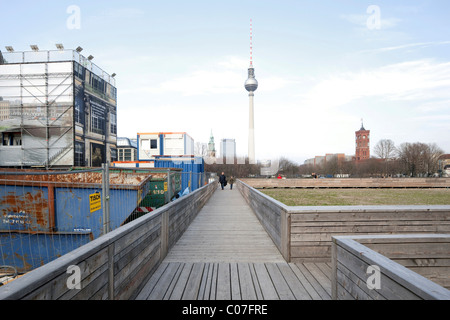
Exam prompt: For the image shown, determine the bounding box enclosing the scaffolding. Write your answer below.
[0,49,117,168]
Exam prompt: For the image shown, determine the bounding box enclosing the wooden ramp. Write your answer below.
[136,188,332,300]
[164,187,285,263]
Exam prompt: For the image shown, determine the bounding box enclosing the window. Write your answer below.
[110,113,117,135]
[124,149,132,161]
[2,132,22,146]
[151,139,158,149]
[111,148,117,162]
[91,113,105,134]
[74,62,85,80]
[74,141,85,167]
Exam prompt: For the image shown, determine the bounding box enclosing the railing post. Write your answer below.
[167,169,171,202]
[102,163,110,235]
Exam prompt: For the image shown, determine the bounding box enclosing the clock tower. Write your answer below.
[355,120,370,161]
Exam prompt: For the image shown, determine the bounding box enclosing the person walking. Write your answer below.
[229,176,235,190]
[219,172,227,190]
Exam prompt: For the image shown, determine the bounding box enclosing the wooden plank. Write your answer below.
[288,263,322,300]
[182,263,205,300]
[265,263,295,300]
[237,263,258,300]
[276,263,312,300]
[336,268,375,300]
[197,263,211,300]
[230,263,241,300]
[216,263,231,300]
[253,263,279,300]
[209,263,218,300]
[169,263,194,300]
[304,262,332,298]
[147,262,181,300]
[249,263,264,300]
[290,210,450,222]
[135,262,169,300]
[295,263,331,300]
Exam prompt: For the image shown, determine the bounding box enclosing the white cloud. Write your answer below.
[301,59,450,110]
[359,41,450,55]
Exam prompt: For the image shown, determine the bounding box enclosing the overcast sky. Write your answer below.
[2,0,450,163]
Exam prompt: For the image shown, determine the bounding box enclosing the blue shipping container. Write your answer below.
[0,170,153,273]
[154,156,205,192]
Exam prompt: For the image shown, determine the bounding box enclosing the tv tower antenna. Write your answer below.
[250,18,253,67]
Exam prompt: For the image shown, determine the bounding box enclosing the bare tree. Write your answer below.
[374,139,397,176]
[397,142,444,177]
[424,143,444,175]
[194,142,207,157]
[374,139,396,160]
[278,157,299,177]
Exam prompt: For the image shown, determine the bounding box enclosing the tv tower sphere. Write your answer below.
[245,67,258,92]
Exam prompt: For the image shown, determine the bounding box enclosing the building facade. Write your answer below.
[117,137,137,162]
[355,123,370,162]
[137,132,194,161]
[220,138,236,162]
[0,49,117,168]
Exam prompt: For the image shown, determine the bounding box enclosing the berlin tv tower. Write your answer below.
[245,19,258,164]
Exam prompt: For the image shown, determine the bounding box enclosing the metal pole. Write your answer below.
[102,163,110,235]
[167,169,171,202]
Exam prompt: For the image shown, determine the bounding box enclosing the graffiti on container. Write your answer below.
[1,190,49,231]
[2,211,32,225]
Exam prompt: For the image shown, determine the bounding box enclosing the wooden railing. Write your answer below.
[0,182,217,300]
[331,234,450,300]
[237,180,450,263]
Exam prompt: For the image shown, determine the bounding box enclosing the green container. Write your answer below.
[138,169,182,209]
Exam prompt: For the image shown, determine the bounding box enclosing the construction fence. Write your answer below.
[0,166,212,285]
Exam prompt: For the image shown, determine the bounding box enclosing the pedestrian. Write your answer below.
[219,172,227,190]
[229,176,235,190]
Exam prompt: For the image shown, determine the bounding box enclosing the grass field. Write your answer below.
[260,188,450,206]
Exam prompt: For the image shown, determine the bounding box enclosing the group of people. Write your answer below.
[219,172,235,190]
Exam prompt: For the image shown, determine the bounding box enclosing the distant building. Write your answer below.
[207,131,216,158]
[117,137,137,162]
[220,138,236,162]
[0,48,117,168]
[137,132,194,161]
[438,154,450,177]
[304,153,352,167]
[355,121,370,162]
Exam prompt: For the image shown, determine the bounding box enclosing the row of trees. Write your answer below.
[298,140,446,178]
[203,140,446,178]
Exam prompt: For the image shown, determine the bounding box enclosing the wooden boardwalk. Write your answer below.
[136,187,332,300]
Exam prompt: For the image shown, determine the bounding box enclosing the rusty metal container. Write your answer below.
[0,169,152,273]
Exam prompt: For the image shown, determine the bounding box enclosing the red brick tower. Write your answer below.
[355,120,370,161]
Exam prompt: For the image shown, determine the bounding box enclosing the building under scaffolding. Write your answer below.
[0,48,117,168]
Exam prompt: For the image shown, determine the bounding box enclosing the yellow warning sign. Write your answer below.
[164,182,168,192]
[90,193,101,213]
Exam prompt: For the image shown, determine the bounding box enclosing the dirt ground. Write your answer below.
[261,188,450,206]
